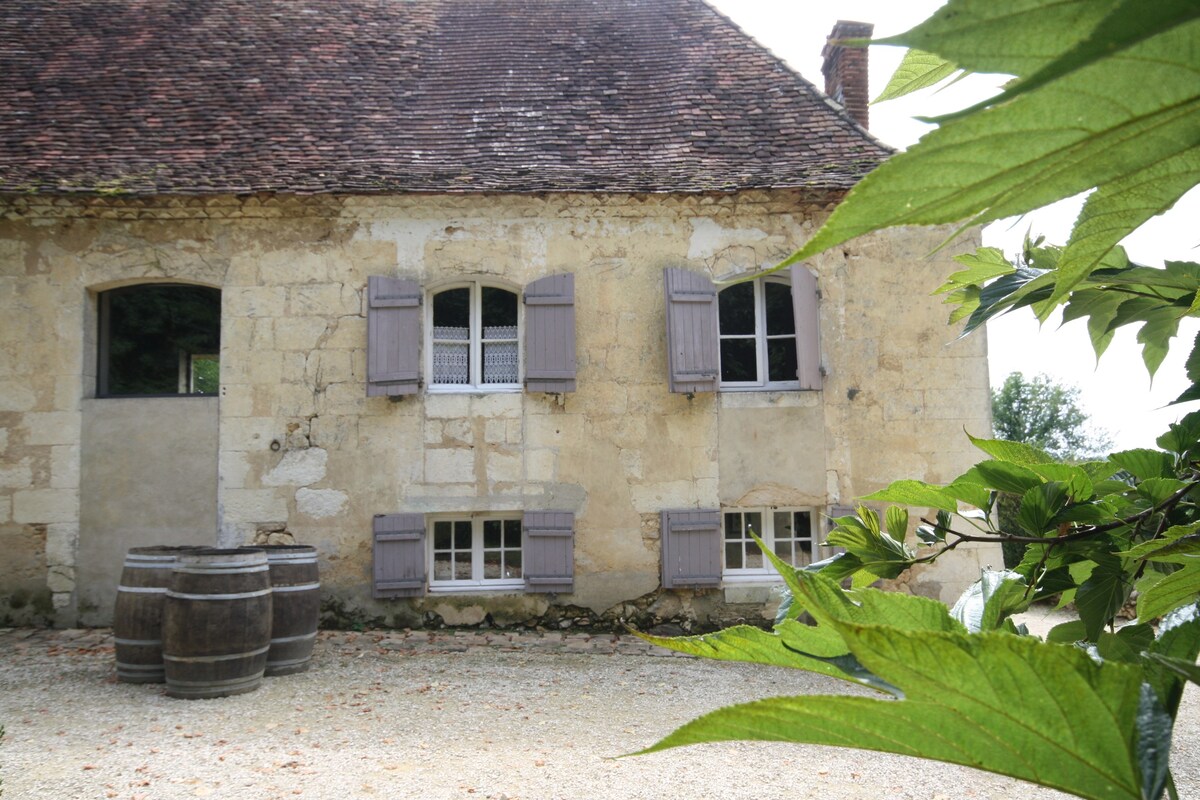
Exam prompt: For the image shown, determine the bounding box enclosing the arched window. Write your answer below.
[717,276,798,389]
[428,282,520,390]
[97,284,221,397]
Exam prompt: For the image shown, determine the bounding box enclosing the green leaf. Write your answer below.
[948,570,1031,633]
[1137,683,1174,800]
[1145,602,1200,715]
[1137,477,1188,506]
[884,506,909,543]
[968,434,1056,466]
[974,461,1044,496]
[1016,482,1071,536]
[1076,555,1132,641]
[1144,653,1200,687]
[1139,564,1200,623]
[1171,332,1200,405]
[933,247,1015,295]
[862,480,958,513]
[638,620,1147,800]
[1047,619,1087,643]
[874,48,960,103]
[1109,449,1175,481]
[1155,410,1200,456]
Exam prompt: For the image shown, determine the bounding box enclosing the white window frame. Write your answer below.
[427,513,525,592]
[426,280,522,393]
[721,506,827,582]
[717,276,800,391]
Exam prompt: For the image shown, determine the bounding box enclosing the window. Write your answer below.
[722,507,827,580]
[429,514,523,590]
[718,277,798,389]
[429,282,520,390]
[97,284,221,397]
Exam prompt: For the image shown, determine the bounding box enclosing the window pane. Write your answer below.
[764,281,796,336]
[767,338,798,383]
[724,513,741,540]
[434,521,452,550]
[434,552,452,581]
[190,355,220,395]
[433,341,470,384]
[718,282,755,335]
[725,542,743,570]
[454,521,472,550]
[794,511,813,539]
[774,538,794,563]
[773,511,792,538]
[720,339,757,382]
[481,287,518,328]
[506,549,522,578]
[745,539,763,569]
[482,341,519,384]
[745,512,762,537]
[504,520,521,548]
[483,550,502,579]
[484,519,502,549]
[455,553,472,580]
[433,287,470,329]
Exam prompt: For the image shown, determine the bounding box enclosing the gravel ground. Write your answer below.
[1,619,1196,800]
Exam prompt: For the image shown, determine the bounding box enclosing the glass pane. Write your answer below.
[774,511,792,538]
[720,339,757,382]
[482,340,519,384]
[724,513,741,540]
[434,521,452,550]
[797,539,813,566]
[433,341,470,384]
[454,520,472,550]
[433,288,470,329]
[725,542,743,570]
[481,286,518,328]
[434,552,452,581]
[484,550,501,580]
[504,520,521,548]
[455,553,472,580]
[745,512,762,537]
[718,282,755,335]
[774,538,794,563]
[745,539,763,569]
[794,511,813,539]
[190,355,219,394]
[484,519,502,549]
[764,281,796,336]
[767,338,797,383]
[506,550,522,578]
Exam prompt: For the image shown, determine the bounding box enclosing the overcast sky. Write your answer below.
[709,0,1200,452]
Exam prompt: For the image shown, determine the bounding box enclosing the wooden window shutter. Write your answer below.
[663,268,718,393]
[661,509,721,588]
[524,273,576,393]
[373,513,426,597]
[367,276,421,397]
[790,265,822,390]
[522,511,574,593]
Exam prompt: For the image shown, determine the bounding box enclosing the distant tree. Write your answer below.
[991,372,1113,462]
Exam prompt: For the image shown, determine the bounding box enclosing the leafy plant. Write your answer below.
[992,371,1112,462]
[635,1,1200,797]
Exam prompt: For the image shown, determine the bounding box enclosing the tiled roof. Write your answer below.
[0,0,891,196]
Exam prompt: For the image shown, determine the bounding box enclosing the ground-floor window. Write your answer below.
[722,507,824,580]
[429,514,523,590]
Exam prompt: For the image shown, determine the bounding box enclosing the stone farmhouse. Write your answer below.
[0,0,995,629]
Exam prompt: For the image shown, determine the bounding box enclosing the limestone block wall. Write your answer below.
[0,191,994,627]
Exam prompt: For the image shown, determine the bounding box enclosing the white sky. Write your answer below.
[709,0,1200,452]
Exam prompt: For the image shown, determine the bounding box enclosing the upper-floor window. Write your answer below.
[718,277,798,389]
[429,282,520,390]
[723,507,825,580]
[97,284,220,397]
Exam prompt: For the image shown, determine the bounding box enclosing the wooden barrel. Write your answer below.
[162,548,272,700]
[259,545,320,676]
[113,546,203,684]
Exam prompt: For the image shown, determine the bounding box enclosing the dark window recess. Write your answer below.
[98,284,220,397]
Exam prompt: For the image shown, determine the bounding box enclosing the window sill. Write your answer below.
[425,386,522,395]
[428,581,525,594]
[722,573,786,584]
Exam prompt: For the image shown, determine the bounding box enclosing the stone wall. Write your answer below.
[0,191,995,628]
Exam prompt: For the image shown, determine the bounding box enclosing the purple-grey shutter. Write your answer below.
[524,273,576,393]
[661,509,721,588]
[663,268,718,393]
[367,276,421,397]
[373,513,426,598]
[522,511,574,593]
[791,265,821,390]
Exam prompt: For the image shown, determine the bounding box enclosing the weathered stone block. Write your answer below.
[424,448,476,484]
[13,488,78,523]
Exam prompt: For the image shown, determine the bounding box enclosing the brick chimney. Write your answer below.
[821,20,874,129]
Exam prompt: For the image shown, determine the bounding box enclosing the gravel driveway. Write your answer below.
[1,625,1196,800]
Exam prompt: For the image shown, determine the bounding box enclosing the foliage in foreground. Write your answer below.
[635,1,1200,798]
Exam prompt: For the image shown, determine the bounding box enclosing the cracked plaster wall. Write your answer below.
[0,192,995,626]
